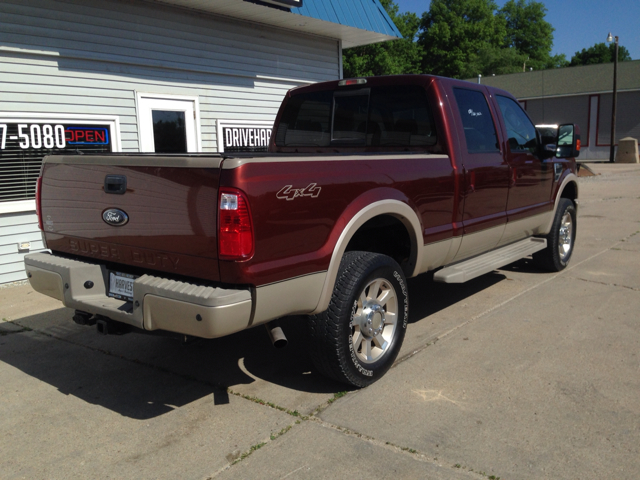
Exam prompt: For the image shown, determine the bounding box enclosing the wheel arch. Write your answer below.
[543,173,579,234]
[311,199,423,314]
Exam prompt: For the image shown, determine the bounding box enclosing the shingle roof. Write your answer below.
[469,60,640,99]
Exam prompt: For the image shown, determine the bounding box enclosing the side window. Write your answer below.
[496,95,538,154]
[368,86,437,147]
[453,88,499,153]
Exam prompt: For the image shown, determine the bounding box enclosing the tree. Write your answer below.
[497,0,557,70]
[472,45,529,76]
[342,0,423,77]
[418,0,507,79]
[570,42,632,66]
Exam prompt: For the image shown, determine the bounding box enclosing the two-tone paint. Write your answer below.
[31,75,579,336]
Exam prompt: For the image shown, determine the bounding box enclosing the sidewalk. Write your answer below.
[2,164,639,479]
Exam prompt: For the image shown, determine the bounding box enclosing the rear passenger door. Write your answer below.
[450,86,510,260]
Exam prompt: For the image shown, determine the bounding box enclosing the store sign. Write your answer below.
[66,127,110,145]
[218,121,273,153]
[0,123,111,150]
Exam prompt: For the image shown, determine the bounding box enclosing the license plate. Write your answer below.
[108,271,136,301]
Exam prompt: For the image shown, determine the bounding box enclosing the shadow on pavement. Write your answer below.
[407,270,506,323]
[0,310,347,420]
[1,269,511,420]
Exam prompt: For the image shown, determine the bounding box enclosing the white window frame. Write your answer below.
[135,93,202,153]
[0,113,121,215]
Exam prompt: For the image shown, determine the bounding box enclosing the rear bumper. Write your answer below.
[24,252,252,338]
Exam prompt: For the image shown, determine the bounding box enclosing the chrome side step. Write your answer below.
[434,237,547,284]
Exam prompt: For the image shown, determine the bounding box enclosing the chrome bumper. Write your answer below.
[24,252,252,338]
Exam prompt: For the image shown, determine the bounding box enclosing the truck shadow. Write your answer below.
[407,270,506,323]
[1,268,513,420]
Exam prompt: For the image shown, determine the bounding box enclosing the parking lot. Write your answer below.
[1,163,639,480]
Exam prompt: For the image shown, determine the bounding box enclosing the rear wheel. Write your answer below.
[533,198,576,271]
[308,251,409,387]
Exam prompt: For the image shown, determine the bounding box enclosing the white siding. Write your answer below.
[0,0,340,283]
[0,213,46,284]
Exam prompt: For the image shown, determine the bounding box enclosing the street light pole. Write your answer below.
[607,33,619,163]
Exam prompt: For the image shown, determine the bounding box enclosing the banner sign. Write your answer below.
[217,120,273,153]
[0,123,112,151]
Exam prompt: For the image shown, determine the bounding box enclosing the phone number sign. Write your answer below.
[0,123,110,150]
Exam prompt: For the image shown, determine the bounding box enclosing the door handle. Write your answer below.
[104,175,127,195]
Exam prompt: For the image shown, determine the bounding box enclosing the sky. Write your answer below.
[394,0,640,61]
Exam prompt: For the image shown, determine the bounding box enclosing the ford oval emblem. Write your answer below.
[102,208,129,226]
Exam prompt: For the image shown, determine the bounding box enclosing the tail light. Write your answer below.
[35,176,43,231]
[218,188,254,260]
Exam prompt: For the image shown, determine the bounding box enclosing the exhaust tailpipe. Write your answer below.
[265,320,287,349]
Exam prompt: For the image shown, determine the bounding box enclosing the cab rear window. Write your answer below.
[274,85,437,148]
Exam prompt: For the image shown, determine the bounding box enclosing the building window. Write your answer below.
[0,115,120,213]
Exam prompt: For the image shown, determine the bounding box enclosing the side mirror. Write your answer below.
[556,124,580,158]
[536,125,558,159]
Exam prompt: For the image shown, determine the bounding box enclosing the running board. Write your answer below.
[434,237,547,284]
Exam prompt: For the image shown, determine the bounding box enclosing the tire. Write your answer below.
[308,251,409,388]
[532,198,576,272]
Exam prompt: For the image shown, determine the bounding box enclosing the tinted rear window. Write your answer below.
[274,85,436,148]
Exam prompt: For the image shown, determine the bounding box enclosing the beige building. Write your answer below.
[475,60,640,160]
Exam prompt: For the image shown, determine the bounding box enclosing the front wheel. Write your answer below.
[533,198,576,271]
[308,251,409,387]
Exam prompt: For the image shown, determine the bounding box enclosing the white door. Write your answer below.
[137,95,200,153]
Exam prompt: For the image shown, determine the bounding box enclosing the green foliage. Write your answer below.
[418,0,506,79]
[570,42,632,66]
[342,0,627,79]
[342,0,423,77]
[497,0,555,70]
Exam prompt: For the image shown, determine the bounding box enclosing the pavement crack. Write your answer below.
[227,390,308,419]
[205,419,303,478]
[570,276,640,291]
[308,417,493,478]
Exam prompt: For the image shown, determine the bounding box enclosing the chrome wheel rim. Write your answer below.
[350,278,398,364]
[558,211,573,262]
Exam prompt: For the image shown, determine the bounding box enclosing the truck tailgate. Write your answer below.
[40,155,223,282]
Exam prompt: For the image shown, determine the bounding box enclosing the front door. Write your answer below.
[494,94,554,223]
[138,95,199,153]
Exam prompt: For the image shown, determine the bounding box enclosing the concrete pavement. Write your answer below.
[1,163,639,479]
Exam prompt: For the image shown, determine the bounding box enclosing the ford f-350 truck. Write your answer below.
[25,75,580,387]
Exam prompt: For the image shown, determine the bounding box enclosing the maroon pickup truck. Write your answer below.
[25,75,580,387]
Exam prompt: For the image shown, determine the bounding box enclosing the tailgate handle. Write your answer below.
[104,175,127,195]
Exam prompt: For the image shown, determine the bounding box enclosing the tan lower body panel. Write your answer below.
[499,211,553,247]
[252,272,327,326]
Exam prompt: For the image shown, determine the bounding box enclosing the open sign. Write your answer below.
[65,127,110,145]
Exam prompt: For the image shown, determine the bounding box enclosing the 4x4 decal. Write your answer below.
[276,183,321,201]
